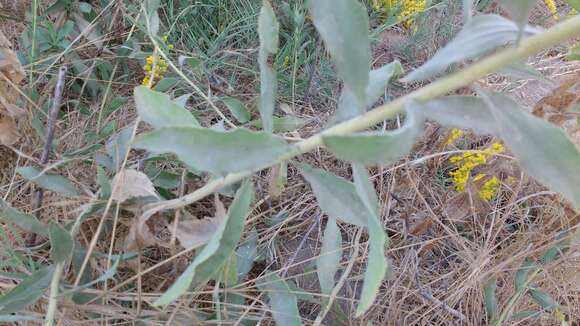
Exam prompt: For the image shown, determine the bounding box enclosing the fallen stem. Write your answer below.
[142,16,580,220]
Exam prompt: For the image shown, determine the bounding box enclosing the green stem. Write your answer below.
[44,262,63,326]
[143,15,580,218]
[492,267,541,325]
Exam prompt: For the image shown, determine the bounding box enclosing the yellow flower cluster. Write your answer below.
[446,128,464,146]
[398,0,426,29]
[449,143,504,195]
[544,0,558,20]
[142,55,168,87]
[478,176,500,201]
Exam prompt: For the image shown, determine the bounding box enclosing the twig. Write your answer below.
[28,65,68,246]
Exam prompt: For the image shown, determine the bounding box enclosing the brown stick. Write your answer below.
[28,65,68,245]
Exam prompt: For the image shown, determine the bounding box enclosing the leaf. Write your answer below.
[106,123,134,172]
[324,107,422,165]
[564,0,580,11]
[567,43,580,61]
[309,0,370,108]
[529,289,560,311]
[298,163,370,227]
[236,228,258,280]
[154,181,254,306]
[124,222,156,251]
[134,86,200,128]
[176,195,227,250]
[110,169,158,203]
[257,272,302,326]
[332,61,404,123]
[478,90,580,210]
[403,15,541,82]
[73,13,103,49]
[17,167,79,197]
[249,116,306,132]
[221,97,251,123]
[463,0,473,22]
[499,0,537,38]
[97,166,111,199]
[0,198,47,236]
[515,259,538,291]
[317,217,342,295]
[498,62,550,82]
[258,0,279,132]
[0,265,55,314]
[153,77,179,92]
[484,278,498,319]
[0,117,19,145]
[45,0,72,14]
[134,127,289,176]
[49,222,73,263]
[352,164,388,316]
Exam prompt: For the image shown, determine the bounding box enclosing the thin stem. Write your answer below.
[44,262,63,326]
[142,16,580,219]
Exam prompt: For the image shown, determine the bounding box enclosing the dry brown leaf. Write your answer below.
[444,191,490,221]
[124,221,156,251]
[111,169,158,203]
[409,212,433,236]
[0,116,20,146]
[175,194,226,250]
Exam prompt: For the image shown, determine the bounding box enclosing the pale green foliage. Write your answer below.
[317,217,342,295]
[134,127,289,176]
[257,273,302,326]
[221,97,251,123]
[258,0,279,132]
[49,222,74,263]
[134,86,199,128]
[0,198,47,236]
[154,181,254,306]
[17,167,79,197]
[0,265,55,314]
[484,278,498,319]
[404,15,541,82]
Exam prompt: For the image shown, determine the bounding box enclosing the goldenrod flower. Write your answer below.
[446,128,464,145]
[142,55,169,88]
[449,142,504,194]
[478,176,500,200]
[544,0,558,20]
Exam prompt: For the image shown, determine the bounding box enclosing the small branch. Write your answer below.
[28,65,67,245]
[141,16,580,220]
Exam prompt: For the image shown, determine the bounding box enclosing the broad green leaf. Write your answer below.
[499,62,550,82]
[541,239,570,264]
[298,163,370,227]
[317,217,342,295]
[106,123,134,172]
[153,77,179,92]
[324,108,422,165]
[236,228,258,280]
[257,273,302,326]
[258,0,279,132]
[529,289,560,311]
[500,0,537,40]
[17,167,79,197]
[403,15,541,82]
[515,259,538,291]
[484,278,498,319]
[221,97,251,123]
[250,116,306,132]
[45,0,72,14]
[332,61,404,123]
[49,222,73,263]
[67,256,121,293]
[134,127,289,176]
[0,265,55,314]
[309,0,370,108]
[134,86,200,128]
[463,0,473,22]
[478,90,580,210]
[97,166,111,199]
[154,181,254,306]
[352,164,388,317]
[0,198,47,236]
[564,0,580,11]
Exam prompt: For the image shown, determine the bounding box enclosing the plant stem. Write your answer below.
[143,15,580,219]
[44,262,63,326]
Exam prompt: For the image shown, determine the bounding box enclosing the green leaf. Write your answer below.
[17,167,79,197]
[541,240,570,264]
[403,15,541,82]
[484,278,498,319]
[567,43,580,61]
[257,272,302,326]
[250,116,306,132]
[515,259,538,291]
[134,86,200,128]
[49,222,74,263]
[45,0,72,15]
[153,77,180,92]
[258,0,279,132]
[0,265,55,314]
[332,61,404,123]
[352,164,388,317]
[0,198,47,236]
[317,217,342,295]
[134,127,289,176]
[478,90,580,210]
[298,163,370,227]
[564,0,580,11]
[529,289,560,311]
[500,0,537,37]
[221,97,251,123]
[97,166,111,199]
[309,0,370,108]
[236,228,258,280]
[498,62,551,82]
[154,181,254,306]
[324,108,422,165]
[463,0,474,22]
[106,123,134,172]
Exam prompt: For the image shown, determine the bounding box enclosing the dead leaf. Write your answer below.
[111,169,158,203]
[124,221,156,251]
[0,116,19,145]
[279,103,294,114]
[409,212,433,236]
[444,191,490,221]
[175,194,226,250]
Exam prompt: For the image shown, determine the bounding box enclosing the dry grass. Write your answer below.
[0,1,579,325]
